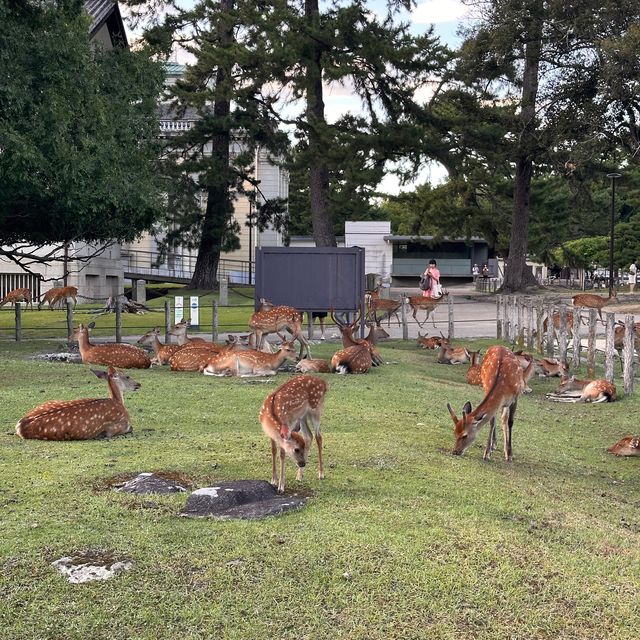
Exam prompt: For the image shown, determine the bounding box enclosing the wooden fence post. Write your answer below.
[401,300,409,341]
[164,301,171,343]
[558,305,568,366]
[115,303,122,343]
[66,302,74,346]
[212,301,219,342]
[587,309,597,378]
[546,301,555,357]
[604,313,615,383]
[14,303,21,342]
[623,314,635,396]
[448,295,454,340]
[571,310,581,371]
[536,301,544,354]
[517,297,524,347]
[526,298,534,351]
[496,295,503,340]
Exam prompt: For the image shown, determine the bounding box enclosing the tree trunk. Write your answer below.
[305,0,336,247]
[502,7,543,293]
[189,0,234,290]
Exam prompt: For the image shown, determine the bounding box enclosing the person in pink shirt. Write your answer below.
[422,259,441,298]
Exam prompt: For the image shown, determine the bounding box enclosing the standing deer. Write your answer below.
[608,436,640,456]
[404,292,449,328]
[202,340,297,377]
[168,319,208,345]
[259,375,328,493]
[366,288,403,327]
[546,375,617,403]
[38,286,78,310]
[16,367,140,440]
[70,324,151,369]
[250,302,310,358]
[572,289,617,321]
[465,350,483,385]
[446,345,532,460]
[137,327,183,365]
[0,287,33,309]
[543,311,577,339]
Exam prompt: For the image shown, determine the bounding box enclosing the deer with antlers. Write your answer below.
[249,301,310,358]
[366,287,403,327]
[0,287,33,309]
[259,375,328,493]
[38,286,78,310]
[330,309,384,366]
[70,324,151,369]
[202,340,298,377]
[572,289,617,321]
[416,332,442,350]
[608,436,640,456]
[404,292,449,328]
[16,367,140,440]
[447,345,533,460]
[546,375,617,403]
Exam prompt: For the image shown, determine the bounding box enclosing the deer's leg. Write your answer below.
[270,440,278,486]
[307,413,324,479]
[483,417,496,461]
[503,400,517,461]
[295,331,311,359]
[278,447,286,493]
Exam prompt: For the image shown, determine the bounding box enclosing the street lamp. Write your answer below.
[606,172,622,296]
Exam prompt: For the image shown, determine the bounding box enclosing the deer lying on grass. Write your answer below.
[404,292,449,328]
[572,289,617,321]
[259,375,328,493]
[250,300,310,358]
[169,343,232,372]
[39,286,78,310]
[16,367,140,440]
[447,345,533,460]
[0,287,32,309]
[366,287,403,327]
[330,310,384,365]
[202,340,298,377]
[168,320,208,345]
[608,436,640,456]
[465,350,483,385]
[436,335,471,365]
[296,358,331,373]
[533,357,568,378]
[416,332,442,350]
[71,324,151,369]
[331,344,376,374]
[546,375,617,403]
[137,327,183,365]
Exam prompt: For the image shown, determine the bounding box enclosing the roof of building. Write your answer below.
[383,235,488,244]
[84,0,127,45]
[165,62,186,76]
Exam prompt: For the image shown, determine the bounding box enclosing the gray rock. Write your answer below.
[51,550,132,584]
[115,473,187,494]
[33,352,82,363]
[180,480,307,520]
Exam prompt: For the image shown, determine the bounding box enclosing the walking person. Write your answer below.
[629,260,637,294]
[422,259,441,298]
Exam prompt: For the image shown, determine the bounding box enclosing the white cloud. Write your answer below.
[412,0,469,24]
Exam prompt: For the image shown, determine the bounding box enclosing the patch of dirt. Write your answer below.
[51,548,133,584]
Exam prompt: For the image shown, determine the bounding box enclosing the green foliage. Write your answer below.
[0,0,165,247]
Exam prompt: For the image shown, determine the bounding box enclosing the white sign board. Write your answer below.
[174,296,184,323]
[190,296,199,327]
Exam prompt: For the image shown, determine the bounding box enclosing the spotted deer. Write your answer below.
[533,357,568,378]
[416,332,442,350]
[572,289,617,321]
[16,367,140,440]
[70,324,151,369]
[465,350,483,385]
[137,327,183,365]
[608,436,640,456]
[404,292,449,328]
[330,310,384,365]
[366,287,403,327]
[0,287,33,309]
[259,375,328,493]
[250,302,310,358]
[202,340,297,377]
[330,344,375,374]
[168,319,208,345]
[38,286,78,310]
[436,335,471,365]
[296,358,331,373]
[543,311,577,339]
[447,345,533,460]
[546,375,617,403]
[169,343,231,372]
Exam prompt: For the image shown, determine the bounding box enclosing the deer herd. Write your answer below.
[11,286,639,497]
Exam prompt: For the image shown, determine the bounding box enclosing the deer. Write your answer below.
[16,367,140,440]
[572,289,617,321]
[169,343,232,372]
[167,319,208,345]
[330,343,375,374]
[137,327,184,365]
[0,287,33,309]
[296,358,331,373]
[202,340,298,377]
[259,374,328,493]
[404,292,449,328]
[436,335,471,365]
[542,311,577,339]
[613,321,640,351]
[416,332,442,350]
[608,436,640,456]
[546,375,617,403]
[70,324,151,369]
[533,357,568,378]
[446,345,533,461]
[465,350,483,385]
[366,287,403,327]
[330,309,384,366]
[38,286,78,310]
[250,302,310,358]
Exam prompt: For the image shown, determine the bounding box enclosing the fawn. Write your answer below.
[16,367,140,440]
[259,375,328,493]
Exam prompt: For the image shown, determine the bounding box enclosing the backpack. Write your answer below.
[419,274,431,291]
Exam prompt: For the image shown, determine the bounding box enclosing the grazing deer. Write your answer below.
[533,357,568,378]
[137,327,183,365]
[608,436,640,456]
[0,287,33,309]
[202,340,297,377]
[250,302,310,358]
[613,321,640,351]
[547,375,617,403]
[296,358,331,373]
[446,345,532,460]
[168,319,208,345]
[259,374,328,493]
[543,311,577,339]
[366,287,403,327]
[16,367,140,440]
[330,344,375,374]
[465,350,483,386]
[70,324,151,369]
[572,289,617,320]
[436,335,471,365]
[404,292,449,328]
[330,310,384,365]
[169,343,231,372]
[38,286,78,310]
[416,332,442,350]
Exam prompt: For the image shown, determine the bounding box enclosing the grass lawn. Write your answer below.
[1,337,639,639]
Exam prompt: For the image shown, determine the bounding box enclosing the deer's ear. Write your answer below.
[279,425,289,439]
[91,369,108,379]
[87,321,96,330]
[462,401,473,415]
[446,403,458,423]
[291,423,302,433]
[632,437,640,449]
